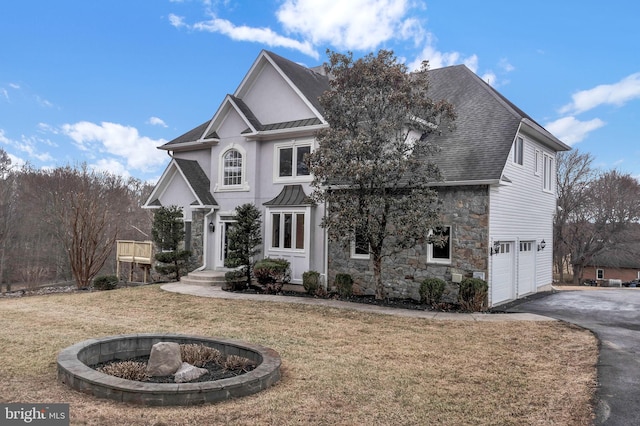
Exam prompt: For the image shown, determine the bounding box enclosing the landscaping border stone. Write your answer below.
[57,333,281,406]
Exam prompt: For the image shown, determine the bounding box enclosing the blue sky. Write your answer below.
[1,0,639,183]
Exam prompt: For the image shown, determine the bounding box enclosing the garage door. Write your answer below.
[518,241,535,297]
[492,241,515,305]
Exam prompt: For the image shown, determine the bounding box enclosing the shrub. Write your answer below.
[98,361,149,381]
[253,258,291,294]
[335,273,353,297]
[223,355,256,373]
[458,277,488,312]
[419,278,446,305]
[93,275,118,291]
[224,269,247,291]
[302,270,321,295]
[180,344,223,367]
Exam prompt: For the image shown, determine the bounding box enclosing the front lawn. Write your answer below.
[0,285,596,425]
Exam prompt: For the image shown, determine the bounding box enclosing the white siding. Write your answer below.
[489,133,556,305]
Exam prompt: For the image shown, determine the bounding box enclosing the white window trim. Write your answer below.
[273,139,314,183]
[534,149,541,176]
[543,152,554,193]
[427,225,452,265]
[597,269,604,280]
[350,231,371,260]
[513,136,524,166]
[215,144,250,192]
[265,207,310,254]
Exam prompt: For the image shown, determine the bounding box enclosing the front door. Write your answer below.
[215,217,235,269]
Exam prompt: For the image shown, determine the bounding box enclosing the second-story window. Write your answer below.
[217,145,249,191]
[513,137,524,165]
[543,153,554,192]
[223,149,242,186]
[275,141,312,181]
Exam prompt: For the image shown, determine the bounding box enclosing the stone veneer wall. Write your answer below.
[328,185,489,301]
[190,211,205,267]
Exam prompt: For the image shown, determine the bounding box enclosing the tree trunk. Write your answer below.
[572,263,584,285]
[373,252,384,300]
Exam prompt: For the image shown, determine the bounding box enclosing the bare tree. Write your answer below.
[0,149,17,291]
[568,170,640,283]
[33,165,130,288]
[554,150,597,282]
[309,50,455,299]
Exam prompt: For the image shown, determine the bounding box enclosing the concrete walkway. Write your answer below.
[161,282,553,322]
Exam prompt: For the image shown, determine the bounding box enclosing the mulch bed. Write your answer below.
[92,356,254,384]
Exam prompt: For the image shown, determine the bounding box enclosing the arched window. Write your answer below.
[223,149,242,186]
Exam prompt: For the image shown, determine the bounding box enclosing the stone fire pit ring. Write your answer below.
[57,333,281,406]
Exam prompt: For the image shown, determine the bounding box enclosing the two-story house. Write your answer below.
[144,49,570,307]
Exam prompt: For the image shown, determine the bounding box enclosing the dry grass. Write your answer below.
[0,285,597,425]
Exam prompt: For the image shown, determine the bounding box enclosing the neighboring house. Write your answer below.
[144,49,570,307]
[581,246,640,284]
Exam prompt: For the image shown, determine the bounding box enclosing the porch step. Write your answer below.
[179,270,227,287]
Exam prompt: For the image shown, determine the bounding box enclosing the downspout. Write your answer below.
[196,208,217,271]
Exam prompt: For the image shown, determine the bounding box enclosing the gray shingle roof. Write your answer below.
[586,246,640,269]
[264,185,314,206]
[424,65,524,182]
[173,158,217,206]
[163,120,211,147]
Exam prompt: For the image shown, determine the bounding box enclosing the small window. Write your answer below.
[275,141,312,181]
[500,243,510,254]
[513,137,524,165]
[350,226,370,259]
[543,153,554,192]
[534,149,541,175]
[597,269,604,280]
[428,226,451,264]
[519,242,532,252]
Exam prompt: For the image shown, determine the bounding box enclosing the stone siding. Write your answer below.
[328,186,489,300]
[190,211,205,267]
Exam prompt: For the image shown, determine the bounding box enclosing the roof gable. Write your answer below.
[144,158,217,208]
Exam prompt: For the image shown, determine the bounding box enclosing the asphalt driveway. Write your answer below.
[505,288,640,425]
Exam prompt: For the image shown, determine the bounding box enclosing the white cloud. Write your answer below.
[90,158,131,179]
[499,58,514,73]
[191,16,319,59]
[407,33,478,72]
[560,72,640,115]
[1,88,8,101]
[61,121,167,172]
[544,116,606,146]
[9,83,20,89]
[168,13,186,28]
[148,116,168,127]
[276,0,423,51]
[0,129,54,163]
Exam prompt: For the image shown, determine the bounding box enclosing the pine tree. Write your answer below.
[151,206,191,281]
[224,203,262,287]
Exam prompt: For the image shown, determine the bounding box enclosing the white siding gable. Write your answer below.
[490,133,557,302]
